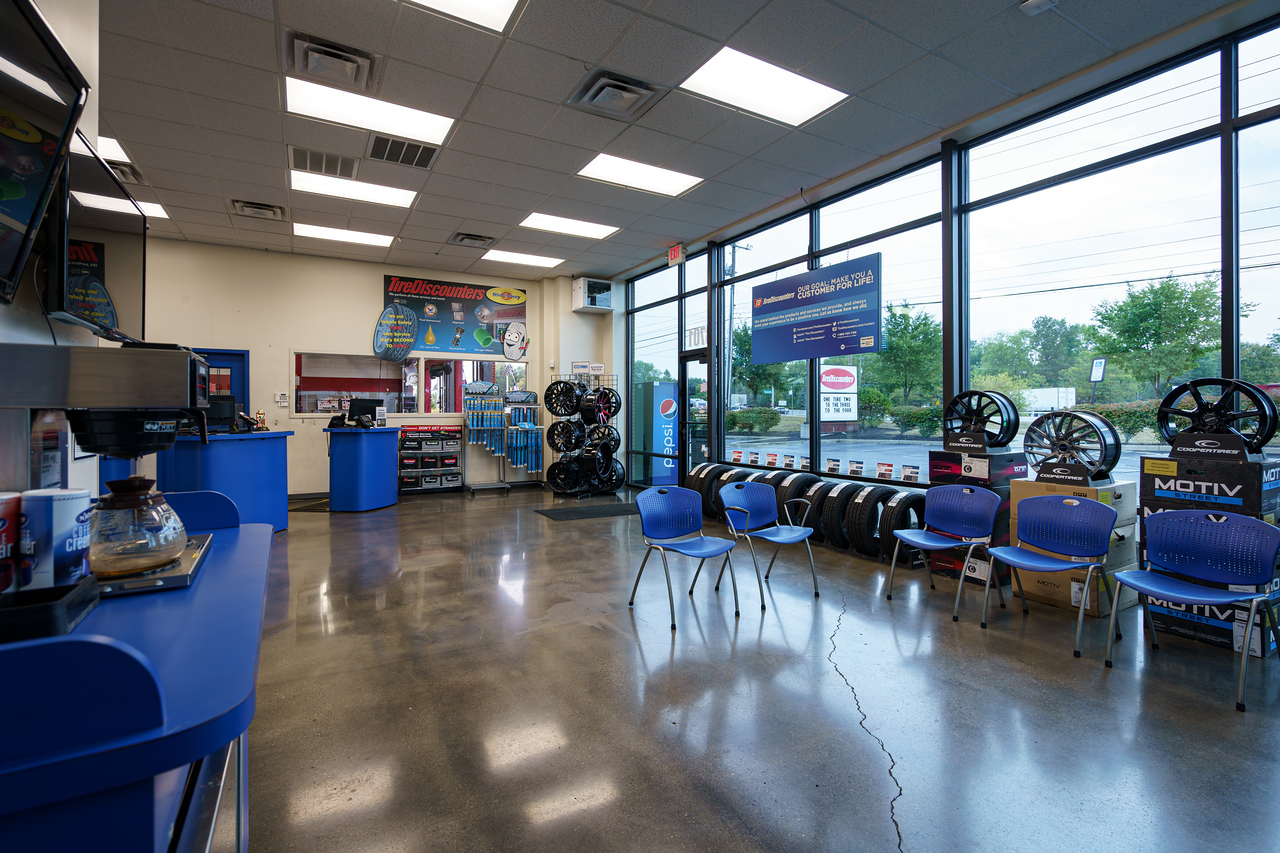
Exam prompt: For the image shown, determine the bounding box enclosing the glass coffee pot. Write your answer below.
[90,477,187,576]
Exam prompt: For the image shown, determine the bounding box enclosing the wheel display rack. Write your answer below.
[544,374,625,498]
[464,385,544,495]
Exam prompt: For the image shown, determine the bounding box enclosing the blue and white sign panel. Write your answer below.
[750,253,882,365]
[651,381,678,485]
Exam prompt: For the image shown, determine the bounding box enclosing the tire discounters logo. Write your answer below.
[820,366,857,392]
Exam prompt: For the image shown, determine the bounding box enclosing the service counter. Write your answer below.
[156,431,293,531]
[0,522,274,852]
[324,427,399,512]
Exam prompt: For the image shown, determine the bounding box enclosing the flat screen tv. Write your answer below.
[347,398,382,424]
[0,0,89,305]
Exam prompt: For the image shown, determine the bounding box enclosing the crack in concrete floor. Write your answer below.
[828,593,904,852]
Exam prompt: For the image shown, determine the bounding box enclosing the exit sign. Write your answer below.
[667,244,685,266]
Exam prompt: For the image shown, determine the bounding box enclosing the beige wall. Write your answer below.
[144,238,622,495]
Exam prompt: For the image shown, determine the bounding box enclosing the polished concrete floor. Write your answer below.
[241,488,1280,852]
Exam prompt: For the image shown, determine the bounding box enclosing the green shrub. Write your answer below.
[1075,400,1158,441]
[888,405,942,438]
[725,407,781,434]
[858,388,892,428]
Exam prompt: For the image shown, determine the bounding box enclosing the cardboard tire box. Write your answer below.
[924,483,1012,585]
[1003,479,1139,618]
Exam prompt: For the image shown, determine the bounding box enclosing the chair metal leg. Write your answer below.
[952,559,967,622]
[724,553,741,618]
[689,558,707,595]
[1100,570,1122,641]
[1074,566,1095,658]
[236,730,248,853]
[925,547,935,589]
[1141,594,1158,649]
[1011,566,1027,614]
[658,549,676,631]
[887,540,902,601]
[628,548,653,606]
[1237,598,1262,712]
[764,542,783,579]
[804,539,819,598]
[981,564,994,629]
[1104,580,1123,667]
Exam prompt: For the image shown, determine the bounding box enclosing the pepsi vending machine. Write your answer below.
[635,381,678,485]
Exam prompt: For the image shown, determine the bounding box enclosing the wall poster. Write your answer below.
[381,275,529,360]
[750,253,881,364]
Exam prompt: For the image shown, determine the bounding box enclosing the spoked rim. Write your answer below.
[1023,410,1121,477]
[943,390,1019,447]
[544,381,582,417]
[604,459,625,491]
[587,423,621,452]
[547,460,579,492]
[547,420,584,453]
[580,388,622,425]
[1157,378,1279,452]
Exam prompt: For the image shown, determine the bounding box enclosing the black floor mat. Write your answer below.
[534,503,638,521]
[288,499,330,513]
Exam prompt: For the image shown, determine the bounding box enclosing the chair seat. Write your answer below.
[989,545,1102,573]
[660,535,735,560]
[749,525,812,545]
[1115,569,1267,606]
[894,529,976,552]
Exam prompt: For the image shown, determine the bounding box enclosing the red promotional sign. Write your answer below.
[820,366,858,392]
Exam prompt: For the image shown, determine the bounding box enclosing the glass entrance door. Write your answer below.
[681,356,709,475]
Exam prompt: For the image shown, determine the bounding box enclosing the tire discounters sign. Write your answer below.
[819,365,858,421]
[384,276,528,359]
[750,253,881,364]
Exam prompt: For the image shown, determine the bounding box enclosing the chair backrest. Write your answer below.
[635,486,703,540]
[1015,495,1117,558]
[163,490,241,530]
[1145,509,1280,586]
[719,481,779,530]
[923,484,1001,539]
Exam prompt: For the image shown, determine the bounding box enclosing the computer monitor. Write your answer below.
[347,398,382,424]
[206,394,237,431]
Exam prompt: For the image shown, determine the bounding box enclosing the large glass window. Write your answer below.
[1238,118,1280,447]
[294,353,416,414]
[819,163,940,247]
[969,142,1222,473]
[630,299,680,484]
[969,54,1220,200]
[725,215,808,279]
[1240,27,1280,115]
[631,264,677,307]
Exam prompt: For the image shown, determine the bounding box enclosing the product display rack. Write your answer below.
[463,385,545,495]
[544,374,625,498]
[398,425,463,493]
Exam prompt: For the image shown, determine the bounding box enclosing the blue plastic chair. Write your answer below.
[629,486,739,631]
[988,495,1120,656]
[717,480,815,601]
[163,490,241,530]
[885,484,1003,616]
[1106,510,1280,712]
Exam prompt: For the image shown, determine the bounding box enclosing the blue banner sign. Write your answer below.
[750,254,881,364]
[651,381,678,485]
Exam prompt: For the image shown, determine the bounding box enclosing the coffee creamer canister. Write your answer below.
[20,488,92,588]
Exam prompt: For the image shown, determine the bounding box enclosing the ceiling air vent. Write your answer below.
[108,162,148,186]
[231,200,287,221]
[447,232,496,250]
[368,134,438,170]
[286,31,376,90]
[567,69,667,122]
[289,145,358,179]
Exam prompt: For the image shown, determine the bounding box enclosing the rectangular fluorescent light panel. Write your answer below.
[482,249,563,267]
[70,135,130,163]
[577,154,701,196]
[290,171,416,208]
[294,222,394,247]
[681,47,846,126]
[403,0,519,32]
[71,191,167,219]
[286,77,453,146]
[520,212,618,240]
[0,55,64,104]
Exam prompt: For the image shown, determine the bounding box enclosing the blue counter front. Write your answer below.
[325,427,399,512]
[156,431,293,531]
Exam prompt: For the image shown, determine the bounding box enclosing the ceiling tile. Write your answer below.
[398,225,456,243]
[378,60,477,118]
[730,0,864,70]
[426,254,483,272]
[636,91,736,141]
[220,179,288,206]
[100,33,179,85]
[403,208,465,231]
[855,116,939,157]
[660,142,742,178]
[604,126,690,165]
[485,40,591,103]
[101,111,208,151]
[152,0,278,70]
[168,207,236,227]
[655,199,740,228]
[198,0,274,20]
[759,167,824,198]
[386,248,443,266]
[232,217,291,235]
[516,138,596,174]
[393,237,445,254]
[290,208,351,228]
[190,95,284,142]
[179,223,241,239]
[493,237,560,256]
[557,176,625,204]
[457,219,516,239]
[153,187,227,210]
[808,146,877,180]
[859,54,990,117]
[447,122,535,161]
[199,130,289,169]
[532,196,608,222]
[698,112,790,156]
[600,187,670,215]
[716,187,787,214]
[714,156,793,190]
[290,195,354,217]
[388,4,502,81]
[127,143,217,177]
[462,87,559,135]
[425,173,501,203]
[989,30,1113,94]
[351,201,421,224]
[643,0,772,41]
[496,163,570,194]
[99,0,165,41]
[803,97,899,145]
[510,0,637,64]
[350,216,409,234]
[865,0,1018,51]
[753,132,845,170]
[99,75,196,124]
[352,159,432,190]
[283,115,370,157]
[938,5,1083,80]
[680,180,752,209]
[277,0,398,54]
[538,109,626,150]
[174,51,282,111]
[418,195,527,224]
[800,24,926,95]
[600,15,720,88]
[431,150,514,183]
[233,232,293,249]
[915,80,1014,129]
[1077,0,1230,52]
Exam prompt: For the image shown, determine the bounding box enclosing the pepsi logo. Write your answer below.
[1194,439,1221,448]
[659,399,677,419]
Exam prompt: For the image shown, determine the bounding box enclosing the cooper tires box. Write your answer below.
[1139,456,1280,516]
[1010,478,1137,527]
[928,450,1028,488]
